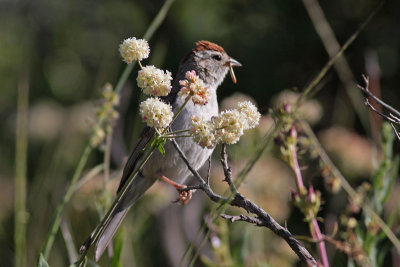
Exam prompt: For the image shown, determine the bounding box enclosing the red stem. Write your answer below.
[311,218,329,267]
[289,127,329,267]
[289,144,305,190]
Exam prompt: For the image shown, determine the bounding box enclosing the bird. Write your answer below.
[88,40,241,261]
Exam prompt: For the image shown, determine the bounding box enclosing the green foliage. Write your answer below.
[151,137,167,156]
[361,122,399,265]
[371,123,399,213]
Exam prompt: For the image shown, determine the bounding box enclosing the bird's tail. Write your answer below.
[90,173,155,261]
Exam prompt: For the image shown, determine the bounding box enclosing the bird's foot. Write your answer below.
[159,175,193,205]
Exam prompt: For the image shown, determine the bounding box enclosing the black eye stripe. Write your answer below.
[212,54,222,61]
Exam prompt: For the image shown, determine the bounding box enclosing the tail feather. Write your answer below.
[95,209,128,261]
[94,174,155,261]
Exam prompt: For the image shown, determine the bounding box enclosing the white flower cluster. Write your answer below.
[190,101,261,148]
[179,70,209,105]
[139,97,173,129]
[237,101,261,129]
[119,37,150,64]
[137,65,172,96]
[214,110,247,145]
[190,116,218,148]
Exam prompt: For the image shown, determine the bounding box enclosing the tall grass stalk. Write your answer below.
[15,75,29,267]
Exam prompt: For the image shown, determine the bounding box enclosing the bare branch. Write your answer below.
[228,192,317,266]
[170,139,317,266]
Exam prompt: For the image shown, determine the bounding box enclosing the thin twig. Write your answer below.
[364,99,398,124]
[206,155,211,186]
[390,123,400,141]
[220,144,237,193]
[358,75,400,118]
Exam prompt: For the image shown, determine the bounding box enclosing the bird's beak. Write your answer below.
[227,58,242,84]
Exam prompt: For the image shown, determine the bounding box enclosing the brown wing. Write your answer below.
[117,126,155,193]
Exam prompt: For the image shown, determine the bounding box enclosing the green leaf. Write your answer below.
[38,254,50,267]
[157,143,165,156]
[156,138,166,156]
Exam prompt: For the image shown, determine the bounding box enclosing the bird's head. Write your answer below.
[180,41,241,88]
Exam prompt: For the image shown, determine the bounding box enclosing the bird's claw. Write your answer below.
[159,175,194,205]
[172,188,193,205]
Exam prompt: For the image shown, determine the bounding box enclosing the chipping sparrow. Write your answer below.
[91,41,241,260]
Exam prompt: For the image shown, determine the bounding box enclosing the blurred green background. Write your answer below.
[2,0,400,266]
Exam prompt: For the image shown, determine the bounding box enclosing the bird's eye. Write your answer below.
[212,55,222,61]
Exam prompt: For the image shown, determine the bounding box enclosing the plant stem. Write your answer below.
[42,144,92,260]
[138,60,143,69]
[171,96,191,124]
[288,127,329,266]
[311,218,329,267]
[163,129,190,135]
[161,135,191,139]
[15,74,29,267]
[288,142,305,191]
